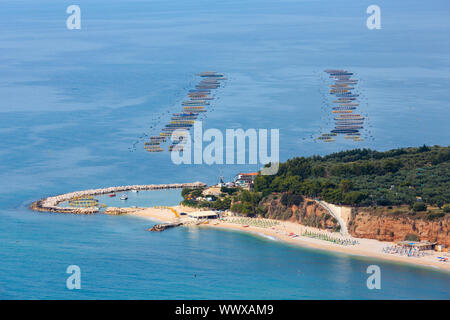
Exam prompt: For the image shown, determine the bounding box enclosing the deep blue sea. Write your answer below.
[0,0,449,299]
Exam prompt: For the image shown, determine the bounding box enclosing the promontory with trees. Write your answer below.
[181,145,450,224]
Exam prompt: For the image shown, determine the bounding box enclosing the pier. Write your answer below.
[30,182,206,214]
[147,222,183,232]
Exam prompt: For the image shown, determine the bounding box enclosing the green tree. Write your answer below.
[339,179,353,193]
[413,202,427,212]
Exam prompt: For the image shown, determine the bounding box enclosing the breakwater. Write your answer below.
[147,222,183,232]
[30,182,206,214]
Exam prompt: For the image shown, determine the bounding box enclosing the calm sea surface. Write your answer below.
[0,0,449,299]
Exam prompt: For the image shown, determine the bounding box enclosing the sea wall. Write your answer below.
[30,182,206,214]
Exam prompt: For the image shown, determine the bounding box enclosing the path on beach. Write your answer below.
[315,200,349,236]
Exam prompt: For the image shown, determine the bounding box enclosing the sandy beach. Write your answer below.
[125,206,450,273]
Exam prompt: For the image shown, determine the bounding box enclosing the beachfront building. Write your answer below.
[234,172,258,188]
[188,211,219,220]
[396,241,436,251]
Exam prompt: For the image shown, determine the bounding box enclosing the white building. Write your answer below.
[188,211,219,220]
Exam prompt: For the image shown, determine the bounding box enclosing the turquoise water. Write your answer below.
[0,0,449,299]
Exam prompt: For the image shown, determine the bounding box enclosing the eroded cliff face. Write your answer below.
[348,209,450,246]
[261,194,449,245]
[262,196,339,230]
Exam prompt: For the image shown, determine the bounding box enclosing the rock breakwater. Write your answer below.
[30,182,206,214]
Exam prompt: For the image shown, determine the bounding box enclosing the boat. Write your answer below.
[182,101,209,105]
[198,72,225,77]
[196,85,219,89]
[332,110,353,114]
[335,119,364,122]
[335,126,363,129]
[150,136,166,142]
[173,112,199,117]
[199,80,220,84]
[333,99,356,103]
[201,74,226,79]
[171,116,197,120]
[335,122,364,126]
[336,113,362,116]
[334,118,364,122]
[165,124,193,129]
[190,96,214,100]
[159,132,173,137]
[329,72,353,76]
[183,108,207,112]
[335,79,358,83]
[145,148,164,152]
[331,85,354,90]
[170,120,195,124]
[198,71,218,76]
[162,128,188,132]
[120,194,128,200]
[182,105,205,109]
[318,136,335,141]
[321,133,337,137]
[109,194,116,197]
[335,115,363,119]
[330,89,349,93]
[131,189,138,193]
[336,93,359,98]
[189,89,211,93]
[331,129,359,133]
[332,107,356,110]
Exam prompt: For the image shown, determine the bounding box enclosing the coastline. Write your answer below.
[29,186,450,273]
[29,182,206,214]
[129,205,450,273]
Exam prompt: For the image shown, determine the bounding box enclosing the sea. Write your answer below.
[0,0,449,299]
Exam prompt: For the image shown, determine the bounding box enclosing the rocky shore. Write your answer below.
[29,182,206,214]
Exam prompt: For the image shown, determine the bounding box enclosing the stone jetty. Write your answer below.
[30,182,206,214]
[147,222,183,232]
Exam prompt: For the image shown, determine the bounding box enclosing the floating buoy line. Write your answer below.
[129,72,227,153]
[316,69,372,142]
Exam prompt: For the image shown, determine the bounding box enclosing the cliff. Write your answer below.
[349,208,450,246]
[261,194,449,246]
[262,195,340,231]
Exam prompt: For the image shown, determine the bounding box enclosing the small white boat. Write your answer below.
[131,189,138,193]
[120,194,128,200]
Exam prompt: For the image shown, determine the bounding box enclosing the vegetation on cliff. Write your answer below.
[254,145,450,208]
[181,146,450,224]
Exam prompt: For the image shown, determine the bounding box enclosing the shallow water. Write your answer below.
[0,0,449,299]
[60,189,183,208]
